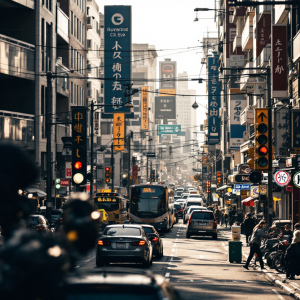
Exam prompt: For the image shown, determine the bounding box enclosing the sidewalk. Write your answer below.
[221,224,300,299]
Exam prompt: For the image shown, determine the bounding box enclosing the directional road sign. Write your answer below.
[157,125,181,136]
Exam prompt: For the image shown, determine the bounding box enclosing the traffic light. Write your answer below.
[55,178,61,189]
[151,170,156,182]
[72,107,87,186]
[248,147,255,170]
[249,171,262,184]
[105,167,111,183]
[206,180,211,193]
[169,146,172,156]
[255,108,270,170]
[87,172,93,182]
[217,172,222,186]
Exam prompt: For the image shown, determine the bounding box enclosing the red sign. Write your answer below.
[132,165,138,180]
[272,24,288,98]
[60,179,69,187]
[256,14,271,58]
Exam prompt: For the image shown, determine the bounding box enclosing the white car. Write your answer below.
[184,205,207,223]
[186,198,204,207]
[181,193,190,199]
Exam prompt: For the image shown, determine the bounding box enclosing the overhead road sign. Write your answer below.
[157,125,181,136]
[147,152,156,158]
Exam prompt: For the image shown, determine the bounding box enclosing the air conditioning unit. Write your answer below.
[87,16,92,29]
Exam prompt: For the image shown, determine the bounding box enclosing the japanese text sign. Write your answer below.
[113,112,125,151]
[104,6,132,113]
[272,24,288,98]
[141,87,149,130]
[291,110,300,153]
[155,96,176,119]
[256,14,271,58]
[207,55,221,144]
[160,61,177,90]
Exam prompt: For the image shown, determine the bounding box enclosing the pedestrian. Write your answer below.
[229,207,236,229]
[243,220,269,271]
[214,207,221,223]
[224,212,228,228]
[285,230,300,280]
[243,213,256,246]
[282,224,293,243]
[294,223,300,231]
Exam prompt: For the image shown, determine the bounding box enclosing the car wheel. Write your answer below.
[212,233,217,240]
[96,259,105,267]
[142,256,151,268]
[157,246,163,259]
[186,232,190,239]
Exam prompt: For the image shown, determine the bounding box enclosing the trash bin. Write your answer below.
[228,241,242,263]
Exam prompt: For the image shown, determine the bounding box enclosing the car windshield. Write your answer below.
[27,217,39,225]
[104,227,141,236]
[189,195,201,198]
[188,207,204,213]
[142,227,154,234]
[192,212,214,219]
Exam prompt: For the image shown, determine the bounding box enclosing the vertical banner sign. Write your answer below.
[141,87,149,130]
[159,61,177,91]
[132,165,138,184]
[256,14,271,58]
[229,89,246,149]
[104,6,132,113]
[276,108,289,157]
[71,107,87,185]
[291,110,300,154]
[207,55,221,144]
[113,112,125,151]
[272,24,288,98]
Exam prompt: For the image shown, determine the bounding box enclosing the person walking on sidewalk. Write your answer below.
[243,220,270,271]
[285,230,300,280]
[224,212,228,228]
[243,213,255,246]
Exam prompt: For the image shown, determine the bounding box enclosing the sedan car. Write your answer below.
[184,205,207,224]
[174,203,184,218]
[58,268,181,300]
[186,210,217,239]
[142,225,164,259]
[96,225,153,268]
[26,214,52,234]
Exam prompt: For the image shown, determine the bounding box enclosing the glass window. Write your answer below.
[103,227,141,236]
[71,12,73,35]
[191,212,214,219]
[142,227,154,234]
[27,217,39,225]
[71,82,73,103]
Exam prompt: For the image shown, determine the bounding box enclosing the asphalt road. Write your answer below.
[77,220,292,300]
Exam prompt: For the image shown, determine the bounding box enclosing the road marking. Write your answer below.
[85,255,95,262]
[75,266,80,268]
[165,273,170,278]
[173,243,177,247]
[170,254,174,257]
[171,248,175,252]
[200,255,204,259]
[175,239,178,242]
[272,289,285,300]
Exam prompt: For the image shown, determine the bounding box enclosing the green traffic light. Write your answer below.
[56,178,61,184]
[55,184,61,189]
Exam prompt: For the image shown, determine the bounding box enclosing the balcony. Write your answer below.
[257,45,271,67]
[241,13,254,51]
[2,0,35,9]
[274,1,289,24]
[239,62,256,91]
[0,34,34,80]
[293,30,300,63]
[258,5,271,16]
[0,110,34,149]
[57,7,69,44]
[231,7,247,24]
[233,35,242,52]
[56,59,69,98]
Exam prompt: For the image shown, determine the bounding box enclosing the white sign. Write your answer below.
[274,170,291,187]
[97,153,104,167]
[293,171,300,188]
[250,186,259,198]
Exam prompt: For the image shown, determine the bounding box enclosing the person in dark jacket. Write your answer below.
[243,220,269,271]
[243,213,256,246]
[282,224,293,243]
[285,230,300,279]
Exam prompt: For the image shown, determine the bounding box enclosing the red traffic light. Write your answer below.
[105,167,110,172]
[258,146,268,155]
[74,161,83,170]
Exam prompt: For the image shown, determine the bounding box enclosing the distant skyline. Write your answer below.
[97,0,217,130]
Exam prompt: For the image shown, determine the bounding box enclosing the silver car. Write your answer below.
[96,224,153,268]
[186,210,217,239]
[184,205,207,223]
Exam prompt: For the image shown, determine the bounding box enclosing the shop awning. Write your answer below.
[241,197,255,207]
[24,186,47,198]
[216,185,230,192]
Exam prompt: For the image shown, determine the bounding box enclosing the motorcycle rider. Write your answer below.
[285,230,300,280]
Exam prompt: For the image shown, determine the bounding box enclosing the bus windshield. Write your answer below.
[94,196,119,212]
[130,186,167,217]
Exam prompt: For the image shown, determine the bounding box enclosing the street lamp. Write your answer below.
[125,101,134,109]
[192,101,199,110]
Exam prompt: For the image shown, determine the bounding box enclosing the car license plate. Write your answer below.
[198,222,207,226]
[116,243,126,249]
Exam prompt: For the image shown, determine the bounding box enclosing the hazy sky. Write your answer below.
[96,0,217,123]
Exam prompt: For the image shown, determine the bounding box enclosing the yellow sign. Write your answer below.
[113,112,125,151]
[97,197,117,202]
[141,87,149,131]
[227,188,232,193]
[143,188,155,193]
[159,89,175,96]
[273,197,281,201]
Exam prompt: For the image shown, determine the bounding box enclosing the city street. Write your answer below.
[77,221,291,300]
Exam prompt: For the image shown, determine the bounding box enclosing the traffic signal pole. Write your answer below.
[111,143,114,193]
[90,101,94,198]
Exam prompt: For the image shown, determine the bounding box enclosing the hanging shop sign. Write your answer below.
[159,61,177,90]
[293,171,300,189]
[113,112,125,151]
[274,170,291,187]
[141,87,149,131]
[250,186,259,198]
[291,110,300,154]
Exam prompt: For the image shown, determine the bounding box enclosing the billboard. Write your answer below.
[159,61,177,90]
[141,87,149,130]
[104,6,132,113]
[113,112,125,151]
[229,89,246,149]
[155,96,176,119]
[207,55,221,144]
[272,24,288,98]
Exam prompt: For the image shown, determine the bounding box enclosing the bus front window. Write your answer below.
[95,197,119,211]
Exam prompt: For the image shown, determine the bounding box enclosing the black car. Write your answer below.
[26,215,52,234]
[142,225,164,259]
[174,203,184,218]
[57,268,181,300]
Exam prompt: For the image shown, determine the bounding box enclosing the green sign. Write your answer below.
[157,125,181,136]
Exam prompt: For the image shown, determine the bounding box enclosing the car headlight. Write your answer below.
[162,217,168,222]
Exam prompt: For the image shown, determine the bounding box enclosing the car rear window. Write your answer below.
[142,227,154,234]
[174,204,182,209]
[104,227,141,236]
[191,212,214,219]
[27,217,39,225]
[187,201,202,207]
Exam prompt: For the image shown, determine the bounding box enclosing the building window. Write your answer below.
[71,11,73,35]
[41,85,45,115]
[87,7,89,16]
[101,122,111,134]
[41,19,45,71]
[77,85,79,105]
[71,82,73,103]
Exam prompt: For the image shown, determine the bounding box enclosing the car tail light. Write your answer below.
[131,240,146,246]
[180,209,183,212]
[152,237,159,242]
[59,218,63,223]
[36,224,44,230]
[214,219,217,227]
[98,240,111,246]
[188,215,192,225]
[283,241,288,246]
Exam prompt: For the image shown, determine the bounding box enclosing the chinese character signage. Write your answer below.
[155,96,176,119]
[276,107,289,157]
[141,87,149,130]
[207,55,221,144]
[71,107,87,185]
[291,110,300,154]
[256,14,271,58]
[229,89,246,149]
[104,6,132,113]
[159,61,177,90]
[272,24,288,98]
[113,112,125,151]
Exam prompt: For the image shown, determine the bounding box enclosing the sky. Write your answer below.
[96,0,217,126]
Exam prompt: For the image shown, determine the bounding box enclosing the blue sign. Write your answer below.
[207,55,221,144]
[234,184,251,190]
[104,6,132,113]
[157,125,181,136]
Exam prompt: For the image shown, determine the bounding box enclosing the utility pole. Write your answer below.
[127,131,131,196]
[111,143,114,193]
[46,72,53,223]
[90,101,94,198]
